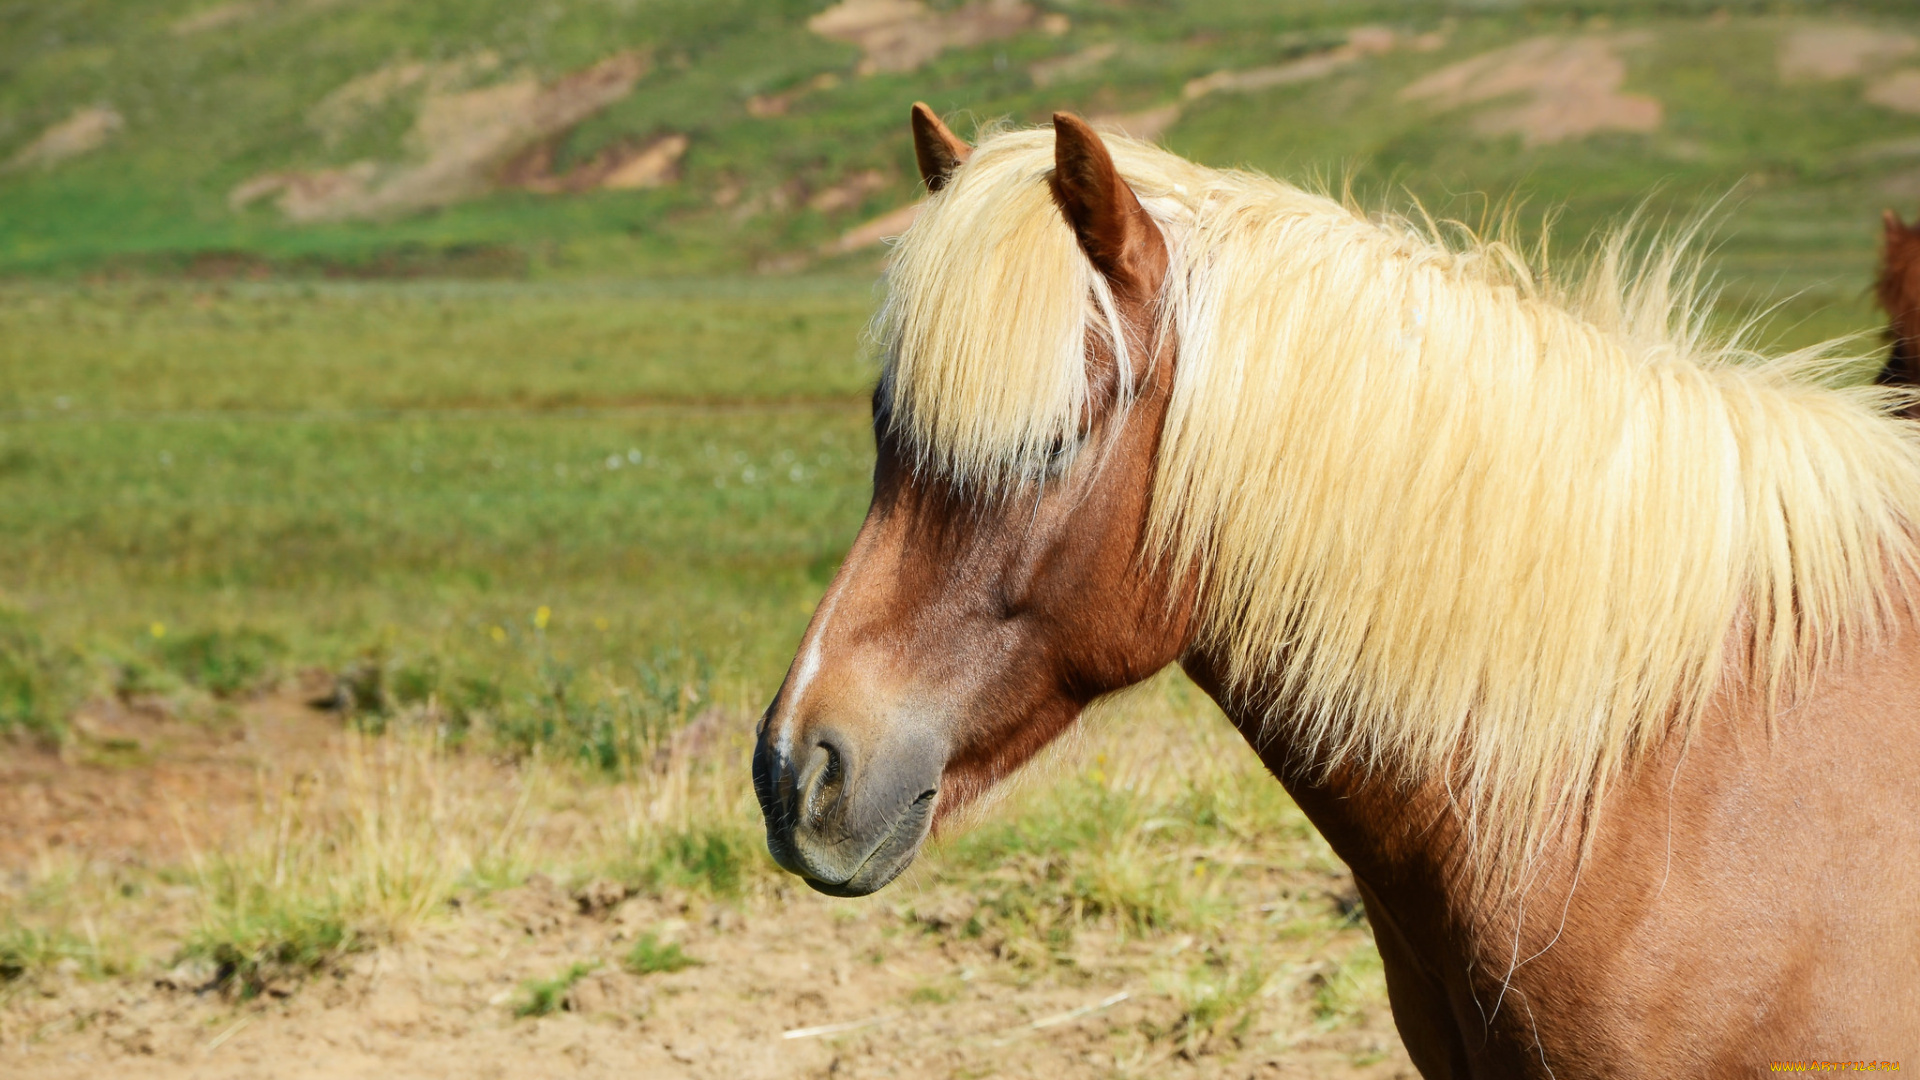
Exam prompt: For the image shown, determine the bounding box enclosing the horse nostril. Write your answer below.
[801,737,848,827]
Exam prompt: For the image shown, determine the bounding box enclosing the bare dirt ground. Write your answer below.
[0,698,1415,1079]
[1397,34,1661,147]
[807,0,1050,76]
[0,695,338,868]
[231,51,653,222]
[1778,24,1916,82]
[4,107,125,172]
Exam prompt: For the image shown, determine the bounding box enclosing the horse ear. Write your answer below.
[1886,209,1912,239]
[910,103,970,193]
[1049,112,1167,301]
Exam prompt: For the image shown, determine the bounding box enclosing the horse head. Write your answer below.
[751,107,1194,896]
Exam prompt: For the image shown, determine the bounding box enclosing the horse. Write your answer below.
[752,105,1920,1075]
[1879,208,1920,399]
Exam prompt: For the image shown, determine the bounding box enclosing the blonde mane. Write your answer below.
[878,126,1920,881]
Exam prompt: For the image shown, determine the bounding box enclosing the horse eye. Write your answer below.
[1039,433,1079,476]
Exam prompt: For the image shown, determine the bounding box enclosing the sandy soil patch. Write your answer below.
[5,108,124,171]
[1077,27,1443,152]
[1866,70,1920,115]
[1089,104,1184,142]
[746,74,843,119]
[1182,26,1437,101]
[808,0,1057,76]
[1030,43,1119,89]
[1879,166,1920,201]
[600,136,689,191]
[807,169,891,214]
[232,52,649,222]
[822,203,922,255]
[306,53,505,148]
[0,692,342,868]
[1398,35,1661,146]
[1778,25,1917,82]
[503,133,689,194]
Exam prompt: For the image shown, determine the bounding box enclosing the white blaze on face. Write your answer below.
[774,539,868,765]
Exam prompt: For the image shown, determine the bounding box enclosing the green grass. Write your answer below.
[182,907,364,999]
[514,961,599,1018]
[907,981,957,1004]
[0,607,85,741]
[1311,944,1388,1030]
[0,921,113,985]
[1165,959,1270,1056]
[623,933,698,976]
[650,829,750,897]
[150,626,287,697]
[0,280,875,414]
[598,823,758,897]
[933,775,1236,948]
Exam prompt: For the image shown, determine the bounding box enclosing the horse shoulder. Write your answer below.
[1519,621,1920,1065]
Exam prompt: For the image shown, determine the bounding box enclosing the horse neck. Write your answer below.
[1177,647,1472,910]
[1179,643,1558,1071]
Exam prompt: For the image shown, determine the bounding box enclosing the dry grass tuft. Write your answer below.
[175,730,539,993]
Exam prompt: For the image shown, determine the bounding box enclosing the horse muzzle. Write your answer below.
[753,720,943,897]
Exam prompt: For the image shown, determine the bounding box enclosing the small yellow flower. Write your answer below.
[149,622,166,639]
[490,625,507,643]
[593,617,609,631]
[534,605,551,630]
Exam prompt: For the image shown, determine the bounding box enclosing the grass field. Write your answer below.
[0,280,883,753]
[4,1,1920,1074]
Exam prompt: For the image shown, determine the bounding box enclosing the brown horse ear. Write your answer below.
[910,103,970,193]
[1886,209,1911,237]
[1049,112,1167,301]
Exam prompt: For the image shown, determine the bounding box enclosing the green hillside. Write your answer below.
[4,0,1920,294]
